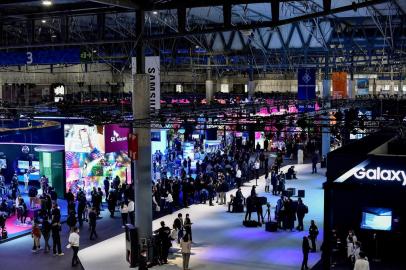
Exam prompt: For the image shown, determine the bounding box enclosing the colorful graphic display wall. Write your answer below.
[64,124,131,193]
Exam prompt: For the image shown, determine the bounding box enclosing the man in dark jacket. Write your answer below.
[41,215,51,253]
[157,221,171,264]
[296,198,308,231]
[89,207,98,240]
[301,236,310,270]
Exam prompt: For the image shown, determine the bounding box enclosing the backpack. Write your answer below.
[304,205,309,214]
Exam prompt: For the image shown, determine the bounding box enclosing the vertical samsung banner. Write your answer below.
[131,56,161,114]
[332,72,347,98]
[297,68,316,100]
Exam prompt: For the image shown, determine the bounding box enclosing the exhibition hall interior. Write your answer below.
[0,1,406,270]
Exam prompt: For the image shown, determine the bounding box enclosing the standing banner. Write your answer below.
[131,56,161,114]
[297,68,316,100]
[332,72,347,98]
[356,78,369,95]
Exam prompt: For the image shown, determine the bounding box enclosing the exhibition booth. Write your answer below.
[323,133,406,267]
[0,143,65,197]
[64,124,131,194]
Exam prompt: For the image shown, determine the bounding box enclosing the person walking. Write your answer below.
[89,207,98,240]
[301,236,310,270]
[31,222,41,252]
[174,213,184,244]
[265,172,270,193]
[120,200,129,228]
[312,152,319,174]
[157,221,171,264]
[51,218,63,256]
[296,198,308,231]
[68,227,80,267]
[180,234,192,270]
[184,213,193,241]
[127,198,135,225]
[309,220,319,252]
[41,215,51,253]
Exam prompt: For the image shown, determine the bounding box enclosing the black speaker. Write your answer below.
[287,188,296,197]
[298,190,305,198]
[125,224,139,267]
[265,221,278,232]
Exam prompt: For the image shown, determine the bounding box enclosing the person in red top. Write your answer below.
[31,223,42,252]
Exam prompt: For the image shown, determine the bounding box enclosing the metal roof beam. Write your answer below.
[144,0,296,11]
[146,0,391,40]
[89,0,139,9]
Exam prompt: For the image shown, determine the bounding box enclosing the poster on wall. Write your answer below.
[64,124,131,194]
[357,78,369,95]
[297,68,316,100]
[131,56,161,114]
[332,72,348,98]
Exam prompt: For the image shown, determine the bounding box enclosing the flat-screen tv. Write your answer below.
[0,159,6,169]
[361,207,392,231]
[31,161,40,169]
[18,160,30,170]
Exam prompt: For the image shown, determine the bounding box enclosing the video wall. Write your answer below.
[64,124,131,193]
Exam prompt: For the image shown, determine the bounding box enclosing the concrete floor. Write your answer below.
[79,163,326,270]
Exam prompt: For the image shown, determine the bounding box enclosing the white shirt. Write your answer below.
[354,258,369,270]
[166,194,173,203]
[254,161,260,170]
[236,170,242,178]
[120,204,128,214]
[69,232,80,247]
[265,177,271,185]
[127,201,135,212]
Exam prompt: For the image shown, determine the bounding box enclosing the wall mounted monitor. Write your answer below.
[361,207,392,231]
[18,160,30,170]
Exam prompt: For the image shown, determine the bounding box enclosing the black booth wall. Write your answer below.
[324,132,406,267]
[328,183,406,260]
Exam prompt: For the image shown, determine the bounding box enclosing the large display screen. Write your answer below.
[64,124,105,153]
[361,207,392,231]
[65,124,131,193]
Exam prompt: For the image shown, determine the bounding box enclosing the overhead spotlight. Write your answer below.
[93,50,97,53]
[42,0,53,6]
[51,34,56,38]
[41,19,47,24]
[152,11,158,15]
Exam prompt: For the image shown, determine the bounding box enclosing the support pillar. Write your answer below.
[24,84,30,105]
[205,80,214,102]
[132,74,152,242]
[206,57,214,103]
[248,65,255,98]
[348,79,355,99]
[322,79,331,158]
[0,79,3,101]
[321,52,331,159]
[372,78,377,96]
[132,9,152,245]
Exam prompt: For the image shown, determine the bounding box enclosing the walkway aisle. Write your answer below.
[80,164,325,270]
[0,206,123,270]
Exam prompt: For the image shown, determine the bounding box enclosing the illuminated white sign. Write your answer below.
[354,167,406,186]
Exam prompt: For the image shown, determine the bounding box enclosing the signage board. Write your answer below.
[335,158,406,186]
